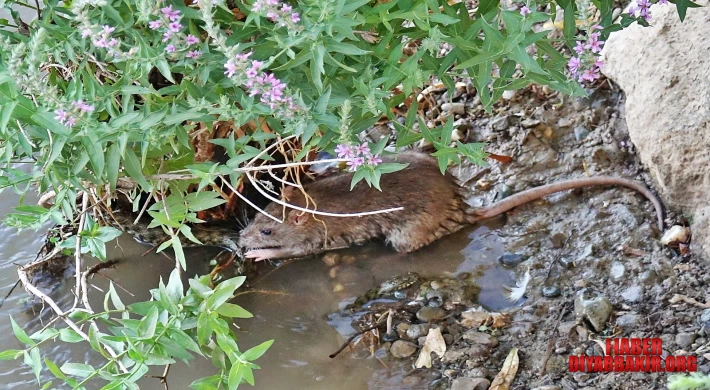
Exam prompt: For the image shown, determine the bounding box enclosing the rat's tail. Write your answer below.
[462,176,665,230]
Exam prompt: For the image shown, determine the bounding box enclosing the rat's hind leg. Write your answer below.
[386,213,465,253]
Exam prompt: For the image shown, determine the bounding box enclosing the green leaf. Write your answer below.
[562,1,577,47]
[106,143,121,192]
[156,58,175,83]
[228,362,246,390]
[172,234,187,270]
[24,348,42,383]
[10,317,33,346]
[185,191,227,212]
[241,340,274,361]
[216,303,253,318]
[107,282,125,311]
[0,349,21,360]
[122,148,150,189]
[0,100,16,133]
[31,111,71,136]
[61,362,95,378]
[166,268,184,302]
[326,41,369,55]
[137,306,159,339]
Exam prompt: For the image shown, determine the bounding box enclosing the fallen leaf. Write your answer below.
[414,328,446,368]
[488,348,519,390]
[669,294,710,309]
[460,310,490,328]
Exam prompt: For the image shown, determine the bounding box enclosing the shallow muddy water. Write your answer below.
[0,184,523,389]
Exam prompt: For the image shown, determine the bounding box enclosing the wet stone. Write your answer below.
[321,253,340,267]
[574,126,590,141]
[495,184,513,200]
[542,286,561,298]
[396,323,411,339]
[416,307,447,322]
[451,377,490,390]
[616,313,641,329]
[676,333,697,349]
[550,232,567,248]
[442,348,468,363]
[468,367,488,378]
[610,262,625,280]
[442,102,466,114]
[574,288,612,332]
[559,257,575,269]
[463,331,498,347]
[498,253,526,268]
[382,331,398,342]
[491,115,510,131]
[390,340,418,358]
[622,285,644,303]
[406,324,431,340]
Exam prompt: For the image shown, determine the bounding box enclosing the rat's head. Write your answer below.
[238,203,322,254]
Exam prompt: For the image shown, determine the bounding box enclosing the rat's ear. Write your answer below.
[288,209,310,226]
[282,186,296,199]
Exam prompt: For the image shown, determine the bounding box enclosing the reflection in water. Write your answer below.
[0,188,517,389]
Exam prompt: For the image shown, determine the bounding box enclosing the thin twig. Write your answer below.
[0,279,21,310]
[539,303,569,377]
[72,192,89,310]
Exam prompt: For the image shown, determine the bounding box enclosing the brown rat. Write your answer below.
[238,151,664,261]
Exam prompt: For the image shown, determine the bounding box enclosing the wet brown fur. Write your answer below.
[238,151,664,260]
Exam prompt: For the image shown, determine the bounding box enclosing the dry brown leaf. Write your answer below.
[414,328,446,368]
[459,311,490,328]
[488,348,519,390]
[669,294,710,309]
[490,313,511,329]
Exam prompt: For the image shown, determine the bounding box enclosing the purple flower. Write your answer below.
[573,41,585,55]
[628,6,637,15]
[520,6,531,16]
[291,12,300,23]
[149,20,162,30]
[347,157,365,170]
[586,34,605,53]
[65,116,77,127]
[367,155,383,166]
[186,50,202,59]
[658,0,668,4]
[108,38,119,47]
[81,29,92,38]
[186,35,200,45]
[162,31,173,42]
[93,38,108,48]
[236,52,252,61]
[567,57,582,74]
[161,5,181,21]
[54,109,69,123]
[102,25,115,34]
[579,68,600,82]
[281,4,292,12]
[335,144,355,159]
[168,22,182,33]
[354,142,371,156]
[224,61,237,77]
[72,100,95,113]
[166,44,176,53]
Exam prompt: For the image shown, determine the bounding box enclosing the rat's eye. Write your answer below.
[260,229,272,236]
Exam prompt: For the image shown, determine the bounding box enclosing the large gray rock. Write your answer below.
[601,2,710,257]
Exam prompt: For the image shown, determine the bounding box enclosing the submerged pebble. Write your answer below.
[416,307,447,322]
[542,286,561,298]
[390,340,418,358]
[498,253,525,268]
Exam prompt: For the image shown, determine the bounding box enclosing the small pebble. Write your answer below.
[442,102,466,114]
[407,324,431,340]
[498,253,526,268]
[321,253,340,267]
[495,184,513,200]
[390,340,418,358]
[542,286,561,298]
[501,90,516,100]
[521,118,541,128]
[550,232,567,248]
[491,115,510,131]
[416,307,447,322]
[451,377,491,390]
[559,257,575,269]
[381,331,398,342]
[574,126,590,141]
[557,118,572,128]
